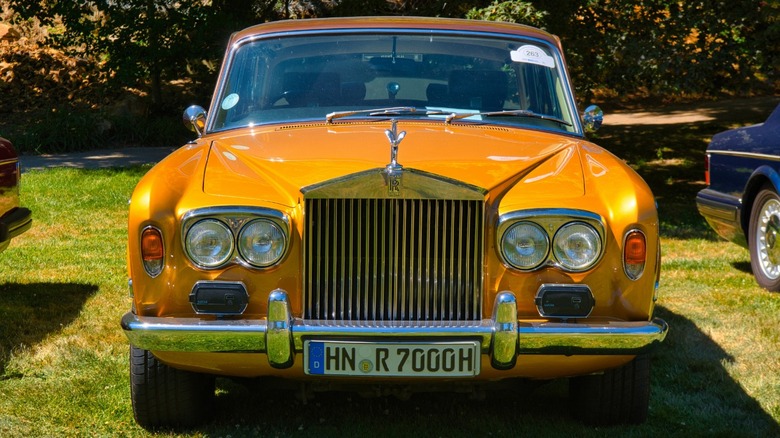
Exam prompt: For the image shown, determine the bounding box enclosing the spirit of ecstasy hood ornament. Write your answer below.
[385,119,405,174]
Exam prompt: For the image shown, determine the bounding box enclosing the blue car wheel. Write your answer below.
[749,187,780,291]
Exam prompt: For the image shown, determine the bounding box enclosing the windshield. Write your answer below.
[211,31,579,135]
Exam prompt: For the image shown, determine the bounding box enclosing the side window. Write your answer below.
[215,47,268,129]
[518,63,562,118]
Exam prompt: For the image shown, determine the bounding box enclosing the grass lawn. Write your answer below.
[1,97,779,436]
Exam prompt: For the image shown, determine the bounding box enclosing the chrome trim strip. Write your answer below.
[301,168,487,200]
[122,290,669,361]
[291,319,496,352]
[516,318,669,355]
[121,312,268,353]
[123,312,668,357]
[181,206,290,234]
[0,207,32,243]
[697,202,738,221]
[207,27,583,136]
[707,149,780,162]
[695,189,740,221]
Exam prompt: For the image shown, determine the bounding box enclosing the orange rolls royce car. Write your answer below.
[0,136,31,252]
[122,17,667,429]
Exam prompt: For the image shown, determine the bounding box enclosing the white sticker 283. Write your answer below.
[511,45,555,68]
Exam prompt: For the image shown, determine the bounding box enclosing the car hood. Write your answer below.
[202,121,585,207]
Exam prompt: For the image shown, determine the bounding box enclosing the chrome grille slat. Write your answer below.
[304,198,484,322]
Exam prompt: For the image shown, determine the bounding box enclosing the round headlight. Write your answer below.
[553,222,602,271]
[237,219,286,267]
[501,221,549,270]
[185,219,234,268]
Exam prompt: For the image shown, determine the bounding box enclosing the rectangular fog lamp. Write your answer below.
[535,284,594,319]
[189,281,249,315]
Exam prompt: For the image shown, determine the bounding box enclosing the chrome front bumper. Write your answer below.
[0,207,32,246]
[122,290,669,370]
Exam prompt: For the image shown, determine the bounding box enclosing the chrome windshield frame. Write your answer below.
[205,27,585,136]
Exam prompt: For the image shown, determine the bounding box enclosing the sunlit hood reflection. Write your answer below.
[202,123,586,206]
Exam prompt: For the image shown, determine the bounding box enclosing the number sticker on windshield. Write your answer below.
[511,45,555,69]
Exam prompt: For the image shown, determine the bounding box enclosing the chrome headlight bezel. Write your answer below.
[182,207,290,270]
[497,209,605,273]
[499,221,550,271]
[237,218,287,268]
[552,221,602,271]
[184,218,235,269]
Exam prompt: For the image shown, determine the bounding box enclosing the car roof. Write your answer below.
[229,16,562,50]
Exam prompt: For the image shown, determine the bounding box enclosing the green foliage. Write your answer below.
[328,0,479,17]
[469,0,778,101]
[465,1,546,27]
[541,0,777,100]
[8,0,778,106]
[3,0,777,155]
[8,0,270,107]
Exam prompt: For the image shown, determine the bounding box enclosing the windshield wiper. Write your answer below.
[444,109,572,127]
[326,106,452,123]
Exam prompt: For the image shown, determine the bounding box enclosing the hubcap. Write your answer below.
[757,198,780,280]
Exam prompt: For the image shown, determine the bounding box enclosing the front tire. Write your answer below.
[569,355,651,425]
[130,346,216,430]
[749,187,780,291]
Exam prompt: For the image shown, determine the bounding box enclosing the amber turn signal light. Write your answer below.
[141,227,164,277]
[141,228,164,260]
[624,230,646,280]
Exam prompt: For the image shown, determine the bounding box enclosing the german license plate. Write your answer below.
[304,340,480,377]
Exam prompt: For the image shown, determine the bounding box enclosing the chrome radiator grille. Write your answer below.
[304,198,484,322]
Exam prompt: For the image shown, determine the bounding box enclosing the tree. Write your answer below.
[471,0,778,101]
[465,0,546,27]
[9,0,777,109]
[8,1,282,110]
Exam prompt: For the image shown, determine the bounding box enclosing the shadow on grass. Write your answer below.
[171,305,779,437]
[650,305,780,436]
[731,261,753,275]
[0,283,98,375]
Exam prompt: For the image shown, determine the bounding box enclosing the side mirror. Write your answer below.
[183,105,207,137]
[582,105,603,133]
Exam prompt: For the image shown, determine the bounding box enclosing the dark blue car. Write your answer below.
[696,103,780,290]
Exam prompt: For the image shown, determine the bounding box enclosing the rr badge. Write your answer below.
[387,172,402,197]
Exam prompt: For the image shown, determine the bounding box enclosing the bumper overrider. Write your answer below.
[122,290,668,370]
[0,207,32,246]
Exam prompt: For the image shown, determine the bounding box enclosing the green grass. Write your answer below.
[1,98,780,436]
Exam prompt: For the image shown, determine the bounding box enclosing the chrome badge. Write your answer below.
[384,119,405,197]
[385,119,405,173]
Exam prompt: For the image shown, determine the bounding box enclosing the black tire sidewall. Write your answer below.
[130,345,216,430]
[569,355,651,425]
